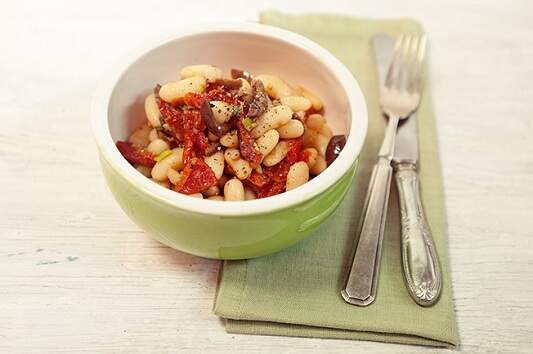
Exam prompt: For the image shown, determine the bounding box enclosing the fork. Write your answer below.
[341,35,427,306]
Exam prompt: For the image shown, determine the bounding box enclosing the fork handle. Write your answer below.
[341,159,392,306]
[395,163,442,306]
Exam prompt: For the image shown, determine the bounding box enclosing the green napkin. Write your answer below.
[214,11,459,347]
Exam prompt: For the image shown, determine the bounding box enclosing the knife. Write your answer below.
[373,34,442,306]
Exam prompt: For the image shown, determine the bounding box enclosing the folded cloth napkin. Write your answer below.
[214,11,459,347]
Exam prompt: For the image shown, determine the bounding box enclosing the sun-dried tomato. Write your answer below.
[183,92,204,109]
[259,138,303,182]
[285,138,303,165]
[249,138,305,198]
[182,130,209,165]
[174,160,193,191]
[159,100,184,141]
[205,84,239,105]
[256,180,286,199]
[182,134,194,166]
[245,170,270,188]
[180,110,208,164]
[116,141,155,167]
[174,158,217,194]
[237,119,262,168]
[181,110,204,131]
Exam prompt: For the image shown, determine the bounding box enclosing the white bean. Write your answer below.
[220,130,238,148]
[306,114,325,131]
[188,193,204,199]
[320,124,333,139]
[167,167,182,185]
[180,64,222,82]
[263,141,289,167]
[286,161,309,191]
[224,149,252,180]
[135,165,152,177]
[277,119,304,139]
[310,155,327,175]
[280,95,312,112]
[204,151,224,179]
[255,129,279,156]
[159,76,206,104]
[255,74,293,99]
[237,78,252,96]
[146,138,170,155]
[266,95,274,110]
[224,148,240,161]
[144,93,162,128]
[291,85,304,96]
[293,110,305,121]
[224,178,245,201]
[244,187,256,200]
[128,124,151,147]
[314,133,331,157]
[234,159,253,180]
[151,148,184,181]
[302,148,318,168]
[210,101,235,124]
[300,86,323,111]
[251,105,293,138]
[148,128,159,142]
[303,128,318,148]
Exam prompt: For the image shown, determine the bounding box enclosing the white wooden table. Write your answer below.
[2,1,532,353]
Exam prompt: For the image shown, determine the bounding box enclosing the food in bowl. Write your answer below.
[116,64,347,201]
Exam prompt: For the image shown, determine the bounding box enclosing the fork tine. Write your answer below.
[412,35,427,93]
[385,34,427,94]
[398,35,413,91]
[384,34,405,89]
[409,35,426,93]
[406,35,420,93]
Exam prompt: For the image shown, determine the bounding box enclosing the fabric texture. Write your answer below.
[214,11,459,347]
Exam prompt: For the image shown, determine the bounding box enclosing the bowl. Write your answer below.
[91,23,367,259]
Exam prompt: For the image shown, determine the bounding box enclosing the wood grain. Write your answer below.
[1,1,532,353]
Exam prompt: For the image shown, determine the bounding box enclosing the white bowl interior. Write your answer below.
[108,31,351,141]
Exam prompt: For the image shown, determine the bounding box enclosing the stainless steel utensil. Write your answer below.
[341,34,427,306]
[388,44,442,307]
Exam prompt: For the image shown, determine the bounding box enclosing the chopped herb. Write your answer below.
[154,149,172,162]
[242,117,253,131]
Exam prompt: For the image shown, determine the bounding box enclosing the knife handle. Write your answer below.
[341,159,392,306]
[394,163,442,306]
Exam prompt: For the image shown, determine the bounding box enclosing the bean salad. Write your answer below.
[116,65,346,201]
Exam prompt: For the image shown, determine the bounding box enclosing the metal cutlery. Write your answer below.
[341,34,427,306]
[388,42,442,307]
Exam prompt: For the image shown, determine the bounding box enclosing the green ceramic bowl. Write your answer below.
[91,23,368,259]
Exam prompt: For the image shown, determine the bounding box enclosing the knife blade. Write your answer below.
[372,33,442,306]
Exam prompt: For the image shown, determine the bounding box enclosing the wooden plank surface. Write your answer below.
[1,1,532,353]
